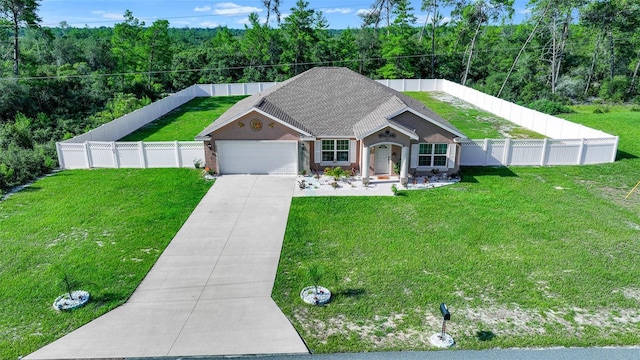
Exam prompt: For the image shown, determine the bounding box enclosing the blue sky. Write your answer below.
[39,0,532,29]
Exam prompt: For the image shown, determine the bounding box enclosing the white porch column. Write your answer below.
[362,145,370,184]
[400,146,409,186]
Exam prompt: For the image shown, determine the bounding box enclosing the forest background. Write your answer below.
[0,0,638,194]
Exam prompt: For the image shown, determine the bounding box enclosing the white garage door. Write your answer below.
[217,140,298,175]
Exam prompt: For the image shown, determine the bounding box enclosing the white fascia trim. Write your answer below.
[300,136,317,141]
[357,123,419,141]
[388,107,466,138]
[316,135,354,139]
[195,135,212,141]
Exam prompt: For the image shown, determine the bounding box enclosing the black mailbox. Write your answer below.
[440,303,450,321]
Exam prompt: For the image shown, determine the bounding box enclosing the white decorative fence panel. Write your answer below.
[57,141,204,169]
[459,138,618,166]
[582,138,619,164]
[57,78,619,169]
[194,82,278,97]
[116,143,144,168]
[510,140,545,166]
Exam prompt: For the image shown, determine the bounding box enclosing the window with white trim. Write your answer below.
[418,143,448,167]
[322,139,349,162]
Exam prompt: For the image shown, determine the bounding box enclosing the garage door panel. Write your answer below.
[218,141,297,175]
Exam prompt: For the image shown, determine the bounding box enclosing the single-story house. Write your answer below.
[195,67,467,185]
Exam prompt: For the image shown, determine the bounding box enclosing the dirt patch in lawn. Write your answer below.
[292,304,640,350]
[430,92,540,139]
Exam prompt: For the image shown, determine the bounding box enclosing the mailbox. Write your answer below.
[440,303,450,321]
[431,303,455,348]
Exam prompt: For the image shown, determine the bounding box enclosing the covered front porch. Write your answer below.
[360,139,410,186]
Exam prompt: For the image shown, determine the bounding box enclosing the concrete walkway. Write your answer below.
[128,347,640,360]
[27,175,308,359]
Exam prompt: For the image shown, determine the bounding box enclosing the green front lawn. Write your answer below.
[0,169,212,359]
[272,107,640,352]
[120,96,247,141]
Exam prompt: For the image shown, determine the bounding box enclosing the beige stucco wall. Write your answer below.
[309,139,360,174]
[202,109,460,176]
[392,111,457,144]
[360,112,461,176]
[204,111,301,171]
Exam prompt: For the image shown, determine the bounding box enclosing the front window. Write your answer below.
[418,143,448,167]
[418,144,432,166]
[322,139,350,163]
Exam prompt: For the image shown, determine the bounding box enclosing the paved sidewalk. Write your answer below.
[130,347,640,360]
[26,175,308,359]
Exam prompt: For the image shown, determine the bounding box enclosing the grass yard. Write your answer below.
[119,92,531,143]
[405,92,545,139]
[273,106,640,352]
[120,96,247,141]
[0,169,212,359]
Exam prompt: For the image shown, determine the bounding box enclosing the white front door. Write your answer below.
[374,145,390,174]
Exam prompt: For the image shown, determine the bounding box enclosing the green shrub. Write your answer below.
[598,75,630,102]
[324,167,348,179]
[593,106,610,114]
[527,99,574,115]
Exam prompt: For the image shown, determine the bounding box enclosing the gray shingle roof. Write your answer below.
[197,67,463,139]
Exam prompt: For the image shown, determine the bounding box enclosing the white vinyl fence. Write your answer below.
[56,141,204,169]
[57,79,619,169]
[458,138,618,166]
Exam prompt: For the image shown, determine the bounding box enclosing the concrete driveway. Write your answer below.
[27,175,308,359]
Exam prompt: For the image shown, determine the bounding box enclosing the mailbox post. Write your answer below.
[440,303,450,337]
[429,303,455,348]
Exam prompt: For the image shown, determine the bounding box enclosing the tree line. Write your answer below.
[1,0,639,194]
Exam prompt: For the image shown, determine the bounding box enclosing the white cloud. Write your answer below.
[194,6,212,12]
[91,11,124,20]
[415,14,429,24]
[103,13,124,20]
[325,8,352,14]
[356,8,374,16]
[416,14,451,26]
[200,21,220,28]
[236,15,267,25]
[519,8,532,14]
[236,17,251,25]
[213,2,261,16]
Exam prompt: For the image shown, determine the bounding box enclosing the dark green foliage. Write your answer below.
[599,76,631,103]
[527,99,574,115]
[0,3,639,194]
[0,114,57,192]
